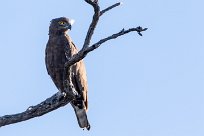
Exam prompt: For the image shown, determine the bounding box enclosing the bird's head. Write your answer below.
[49,17,75,35]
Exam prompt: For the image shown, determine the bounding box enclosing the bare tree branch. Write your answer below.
[85,27,148,53]
[0,0,147,128]
[0,92,73,127]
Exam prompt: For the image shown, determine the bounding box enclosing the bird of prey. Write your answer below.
[45,17,90,130]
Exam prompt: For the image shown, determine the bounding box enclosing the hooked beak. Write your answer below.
[60,19,75,30]
[67,24,72,30]
[68,19,75,30]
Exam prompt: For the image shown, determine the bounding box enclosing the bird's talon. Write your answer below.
[62,92,67,97]
[72,89,79,96]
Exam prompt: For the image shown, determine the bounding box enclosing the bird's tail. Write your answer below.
[71,104,90,130]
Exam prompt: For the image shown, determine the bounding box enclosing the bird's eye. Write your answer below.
[58,21,65,25]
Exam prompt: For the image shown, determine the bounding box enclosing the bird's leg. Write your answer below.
[65,87,79,97]
[63,64,80,99]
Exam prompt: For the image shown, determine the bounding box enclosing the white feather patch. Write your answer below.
[69,19,75,25]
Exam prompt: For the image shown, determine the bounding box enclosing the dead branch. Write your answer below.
[85,27,148,54]
[0,0,147,128]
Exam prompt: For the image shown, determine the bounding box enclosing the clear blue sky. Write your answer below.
[0,0,203,136]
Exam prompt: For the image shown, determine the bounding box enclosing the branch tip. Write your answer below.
[100,2,122,16]
[120,28,125,33]
[137,26,148,36]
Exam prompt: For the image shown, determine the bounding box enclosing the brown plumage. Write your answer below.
[45,17,90,130]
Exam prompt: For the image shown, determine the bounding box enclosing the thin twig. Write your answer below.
[100,2,122,16]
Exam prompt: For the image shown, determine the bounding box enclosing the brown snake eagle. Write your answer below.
[45,17,90,130]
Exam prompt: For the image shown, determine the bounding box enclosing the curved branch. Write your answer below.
[83,0,100,49]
